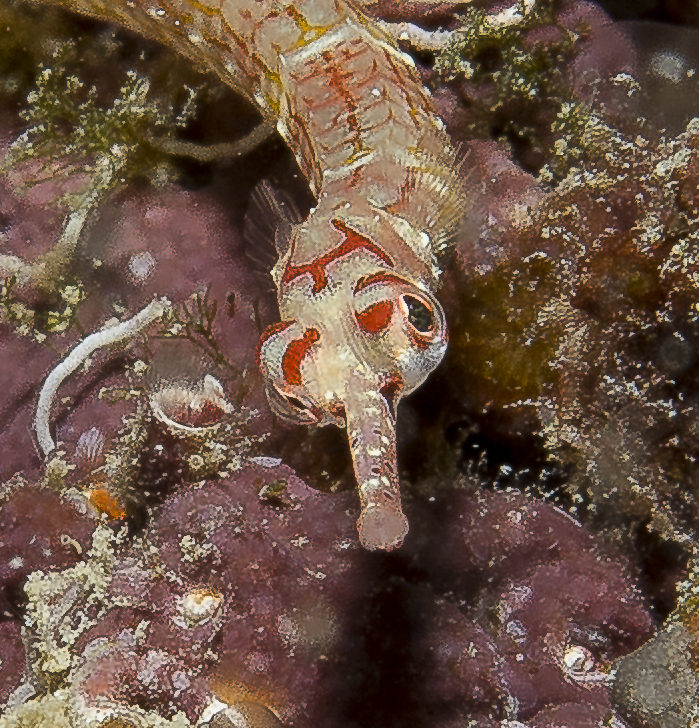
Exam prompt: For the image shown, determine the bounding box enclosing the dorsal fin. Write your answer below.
[382,146,468,256]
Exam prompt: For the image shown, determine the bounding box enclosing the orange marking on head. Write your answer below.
[282,328,320,385]
[354,271,411,294]
[89,488,127,520]
[256,320,295,364]
[282,220,393,293]
[356,300,394,333]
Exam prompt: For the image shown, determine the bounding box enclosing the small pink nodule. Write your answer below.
[357,503,409,551]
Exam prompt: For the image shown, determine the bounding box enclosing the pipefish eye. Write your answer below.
[268,383,320,424]
[399,293,437,335]
[280,392,310,412]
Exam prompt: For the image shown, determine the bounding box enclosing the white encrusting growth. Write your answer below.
[490,0,537,27]
[376,21,452,51]
[34,297,171,457]
[378,0,538,51]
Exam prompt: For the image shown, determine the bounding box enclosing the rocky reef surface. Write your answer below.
[0,0,697,726]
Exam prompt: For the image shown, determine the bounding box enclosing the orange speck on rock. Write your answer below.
[89,488,127,519]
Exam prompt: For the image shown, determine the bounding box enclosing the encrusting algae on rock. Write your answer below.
[1,464,656,726]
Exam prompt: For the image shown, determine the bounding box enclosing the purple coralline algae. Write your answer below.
[0,470,654,726]
[61,464,356,724]
[403,486,653,723]
[0,481,94,617]
[0,620,25,706]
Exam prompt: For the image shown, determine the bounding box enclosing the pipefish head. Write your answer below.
[257,216,448,550]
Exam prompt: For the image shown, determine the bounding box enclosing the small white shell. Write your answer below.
[174,585,223,628]
[562,644,595,674]
[150,375,234,435]
[559,643,609,685]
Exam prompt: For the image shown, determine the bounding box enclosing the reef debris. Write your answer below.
[0,469,654,726]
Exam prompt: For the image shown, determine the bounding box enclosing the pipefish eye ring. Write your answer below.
[398,291,445,348]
